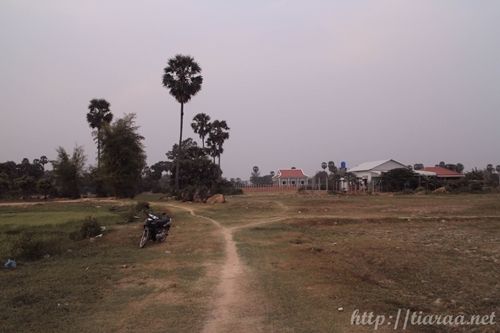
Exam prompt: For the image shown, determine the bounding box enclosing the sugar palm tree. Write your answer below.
[86,99,113,169]
[191,113,211,148]
[162,55,203,190]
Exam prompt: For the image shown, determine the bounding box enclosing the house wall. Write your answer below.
[277,177,307,187]
[351,171,376,183]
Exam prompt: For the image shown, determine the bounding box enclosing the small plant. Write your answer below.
[70,217,102,240]
[11,232,61,261]
[135,201,150,213]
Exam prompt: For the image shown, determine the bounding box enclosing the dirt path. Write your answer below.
[166,204,283,333]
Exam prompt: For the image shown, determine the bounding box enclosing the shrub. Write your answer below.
[135,201,150,212]
[122,201,150,223]
[11,232,61,261]
[124,207,140,223]
[70,217,102,240]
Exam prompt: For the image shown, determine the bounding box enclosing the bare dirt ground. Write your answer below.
[166,203,287,333]
[1,193,499,333]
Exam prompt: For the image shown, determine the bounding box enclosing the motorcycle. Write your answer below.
[139,212,172,248]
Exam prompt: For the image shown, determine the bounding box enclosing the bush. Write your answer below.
[122,201,150,223]
[11,232,61,261]
[135,201,150,212]
[70,217,102,240]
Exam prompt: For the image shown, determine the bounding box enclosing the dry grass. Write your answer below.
[0,202,223,333]
[1,193,499,332]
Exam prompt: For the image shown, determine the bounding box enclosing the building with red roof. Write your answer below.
[421,166,464,179]
[273,168,308,187]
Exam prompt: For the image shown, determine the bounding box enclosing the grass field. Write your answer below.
[0,193,499,333]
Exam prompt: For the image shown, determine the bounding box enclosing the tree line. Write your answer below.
[0,54,236,200]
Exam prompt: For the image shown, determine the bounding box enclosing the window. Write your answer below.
[301,181,305,185]
[282,181,286,185]
[292,181,296,185]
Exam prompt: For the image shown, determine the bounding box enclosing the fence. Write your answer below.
[235,184,300,193]
[235,182,369,194]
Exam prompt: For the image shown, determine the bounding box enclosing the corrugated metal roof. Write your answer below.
[347,159,392,172]
[415,170,436,176]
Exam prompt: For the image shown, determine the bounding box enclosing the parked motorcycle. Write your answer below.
[139,212,172,248]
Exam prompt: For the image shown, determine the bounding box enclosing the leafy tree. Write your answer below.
[0,172,9,198]
[456,163,464,173]
[380,168,417,192]
[150,161,171,180]
[191,113,211,148]
[141,161,172,193]
[314,171,328,190]
[165,138,220,198]
[86,99,113,169]
[162,55,203,191]
[206,120,230,166]
[15,175,36,197]
[101,114,146,198]
[52,146,86,198]
[37,178,55,199]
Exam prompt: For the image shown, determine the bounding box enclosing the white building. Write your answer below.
[348,159,408,186]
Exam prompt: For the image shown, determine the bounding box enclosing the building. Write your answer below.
[421,166,465,179]
[348,159,407,186]
[273,169,308,187]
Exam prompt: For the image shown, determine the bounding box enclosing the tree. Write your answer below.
[101,114,146,198]
[86,99,113,169]
[250,166,260,185]
[206,120,230,166]
[456,163,464,173]
[328,161,337,174]
[165,138,220,199]
[37,178,55,199]
[52,146,86,198]
[0,172,9,198]
[162,55,203,191]
[39,155,49,169]
[191,113,211,148]
[380,168,417,192]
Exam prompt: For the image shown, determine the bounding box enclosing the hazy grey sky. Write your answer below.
[1,0,499,178]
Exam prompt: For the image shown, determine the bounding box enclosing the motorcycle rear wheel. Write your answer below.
[139,228,149,248]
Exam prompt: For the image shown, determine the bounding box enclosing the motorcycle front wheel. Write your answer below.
[139,228,149,248]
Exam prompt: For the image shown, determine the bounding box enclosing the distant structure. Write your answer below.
[421,166,464,179]
[348,159,407,187]
[273,168,308,187]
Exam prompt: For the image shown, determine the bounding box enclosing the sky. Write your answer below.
[1,0,499,179]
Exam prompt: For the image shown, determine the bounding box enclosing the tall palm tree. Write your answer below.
[191,113,211,148]
[162,55,203,190]
[86,99,113,169]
